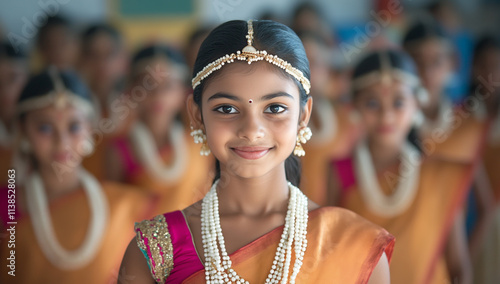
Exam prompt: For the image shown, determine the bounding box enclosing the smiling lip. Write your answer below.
[377,126,395,134]
[231,146,272,160]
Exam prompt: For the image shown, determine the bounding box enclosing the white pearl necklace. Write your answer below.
[201,180,309,284]
[25,169,109,270]
[354,141,421,217]
[129,121,189,183]
[419,97,454,137]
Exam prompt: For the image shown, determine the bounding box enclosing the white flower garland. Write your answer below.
[129,121,188,183]
[354,141,421,217]
[26,169,109,270]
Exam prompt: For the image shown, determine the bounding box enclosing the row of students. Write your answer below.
[297,17,499,283]
[0,15,497,284]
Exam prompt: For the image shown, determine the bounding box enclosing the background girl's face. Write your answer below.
[408,39,452,98]
[81,33,126,88]
[23,104,92,170]
[135,61,186,127]
[354,79,417,148]
[195,62,310,179]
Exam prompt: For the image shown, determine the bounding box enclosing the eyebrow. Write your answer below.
[207,92,294,102]
[207,93,241,102]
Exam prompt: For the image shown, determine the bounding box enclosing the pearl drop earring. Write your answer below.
[294,126,312,157]
[190,126,210,156]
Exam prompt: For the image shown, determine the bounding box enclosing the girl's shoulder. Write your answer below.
[307,206,395,280]
[134,210,203,283]
[310,206,395,256]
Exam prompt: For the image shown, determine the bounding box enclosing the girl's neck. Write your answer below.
[216,165,290,217]
[37,165,81,202]
[367,139,404,171]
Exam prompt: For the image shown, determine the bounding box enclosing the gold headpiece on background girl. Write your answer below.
[191,20,311,94]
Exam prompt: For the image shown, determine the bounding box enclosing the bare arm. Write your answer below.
[445,209,473,284]
[367,252,390,284]
[118,238,155,284]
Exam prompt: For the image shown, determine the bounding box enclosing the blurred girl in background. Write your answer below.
[0,68,152,283]
[105,44,212,216]
[0,41,28,185]
[329,50,473,283]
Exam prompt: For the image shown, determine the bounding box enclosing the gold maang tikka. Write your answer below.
[191,20,311,94]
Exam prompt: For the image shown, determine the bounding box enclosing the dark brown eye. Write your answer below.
[215,105,238,114]
[265,105,286,114]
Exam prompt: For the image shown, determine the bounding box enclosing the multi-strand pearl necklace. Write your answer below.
[354,141,421,217]
[201,180,309,284]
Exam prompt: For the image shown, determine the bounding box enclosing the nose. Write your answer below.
[237,112,265,142]
[54,130,71,151]
[380,106,395,125]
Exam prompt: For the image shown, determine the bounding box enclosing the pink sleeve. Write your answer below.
[112,137,140,178]
[331,157,356,197]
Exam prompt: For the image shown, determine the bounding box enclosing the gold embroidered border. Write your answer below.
[135,214,174,283]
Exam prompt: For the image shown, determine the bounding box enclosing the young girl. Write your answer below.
[119,20,394,283]
[403,20,488,163]
[36,15,79,71]
[297,31,362,204]
[0,41,28,185]
[329,49,473,283]
[0,68,153,283]
[106,44,213,215]
[78,23,130,180]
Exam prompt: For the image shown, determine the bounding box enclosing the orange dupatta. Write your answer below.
[183,207,395,284]
[301,104,362,204]
[117,133,213,216]
[337,157,474,284]
[0,182,154,284]
[421,106,488,164]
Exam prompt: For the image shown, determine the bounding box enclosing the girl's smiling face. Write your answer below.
[189,62,311,179]
[354,79,418,148]
[22,104,92,170]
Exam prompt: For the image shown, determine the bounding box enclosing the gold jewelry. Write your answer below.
[294,126,312,157]
[190,126,210,156]
[351,51,422,93]
[17,67,94,115]
[191,20,311,95]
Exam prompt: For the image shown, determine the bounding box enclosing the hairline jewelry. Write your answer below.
[191,20,311,95]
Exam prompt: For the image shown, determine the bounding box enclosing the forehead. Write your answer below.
[357,79,414,98]
[410,39,449,57]
[202,62,300,100]
[25,104,88,121]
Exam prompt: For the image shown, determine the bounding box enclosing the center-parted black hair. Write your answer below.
[18,69,92,109]
[191,20,311,187]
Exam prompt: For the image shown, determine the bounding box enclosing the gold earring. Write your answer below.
[294,127,312,157]
[190,126,210,156]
